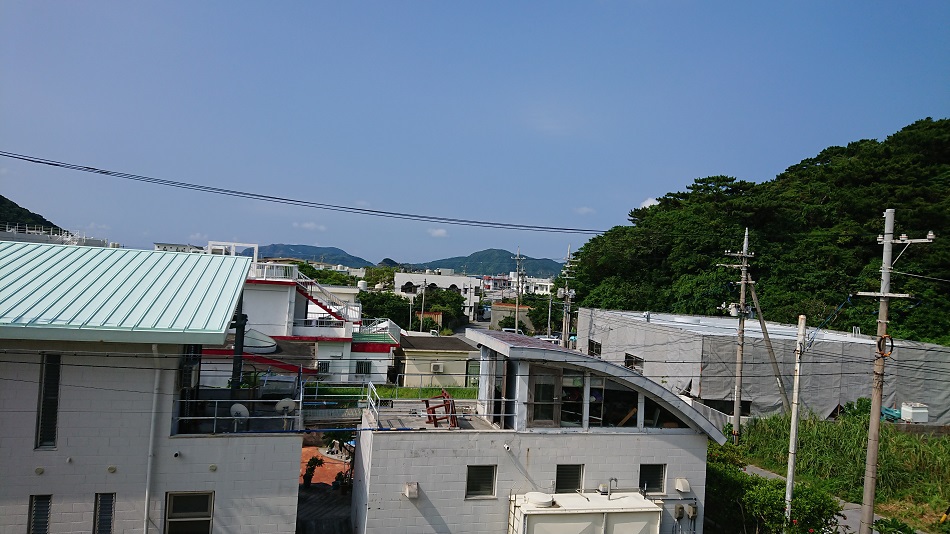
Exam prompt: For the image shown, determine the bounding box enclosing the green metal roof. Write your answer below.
[0,241,251,344]
[352,332,398,344]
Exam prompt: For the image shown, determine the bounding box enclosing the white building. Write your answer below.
[0,241,302,534]
[576,308,950,426]
[394,272,481,321]
[509,272,555,296]
[351,329,726,534]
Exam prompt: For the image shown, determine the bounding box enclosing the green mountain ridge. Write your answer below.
[414,248,563,277]
[247,244,374,268]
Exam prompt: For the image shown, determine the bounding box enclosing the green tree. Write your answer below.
[498,315,530,334]
[358,291,412,328]
[364,266,396,289]
[296,262,357,286]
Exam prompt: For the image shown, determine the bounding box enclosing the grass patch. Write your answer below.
[740,411,950,533]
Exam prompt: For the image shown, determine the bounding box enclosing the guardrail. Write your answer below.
[173,398,301,435]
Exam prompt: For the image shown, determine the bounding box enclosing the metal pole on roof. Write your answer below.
[513,248,524,334]
[230,294,247,398]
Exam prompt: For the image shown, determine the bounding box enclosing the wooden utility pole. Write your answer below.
[559,246,574,346]
[856,209,934,533]
[785,315,807,521]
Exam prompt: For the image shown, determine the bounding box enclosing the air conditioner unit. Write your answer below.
[430,362,445,373]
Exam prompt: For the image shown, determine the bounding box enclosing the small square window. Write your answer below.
[355,360,371,376]
[639,464,666,493]
[624,353,644,373]
[555,464,584,493]
[466,465,496,497]
[588,340,602,357]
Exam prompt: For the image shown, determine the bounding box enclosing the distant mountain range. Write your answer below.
[0,196,563,277]
[252,245,563,277]
[414,248,563,277]
[248,244,375,267]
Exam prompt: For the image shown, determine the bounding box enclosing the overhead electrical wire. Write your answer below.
[0,151,602,235]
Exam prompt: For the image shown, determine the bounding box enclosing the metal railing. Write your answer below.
[250,262,297,280]
[173,398,302,435]
[295,271,362,322]
[293,317,346,329]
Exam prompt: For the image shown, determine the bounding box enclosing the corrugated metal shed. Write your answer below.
[0,241,251,344]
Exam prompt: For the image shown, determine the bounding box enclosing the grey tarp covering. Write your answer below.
[578,308,950,425]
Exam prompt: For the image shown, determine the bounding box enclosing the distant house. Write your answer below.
[394,272,481,321]
[351,329,726,534]
[489,301,536,332]
[0,241,302,534]
[396,334,480,387]
[577,308,950,426]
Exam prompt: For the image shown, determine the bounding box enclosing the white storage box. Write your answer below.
[901,402,929,423]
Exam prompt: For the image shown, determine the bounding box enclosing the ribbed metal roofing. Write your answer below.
[0,241,251,344]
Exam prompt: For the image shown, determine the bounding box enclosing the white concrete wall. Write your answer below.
[244,283,296,337]
[354,428,710,534]
[402,352,477,388]
[0,341,301,534]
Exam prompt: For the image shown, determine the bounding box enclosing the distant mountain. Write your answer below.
[416,249,563,277]
[0,195,59,228]
[247,244,374,268]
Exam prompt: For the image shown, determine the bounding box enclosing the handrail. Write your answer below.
[295,271,362,322]
[367,382,381,429]
[173,398,301,435]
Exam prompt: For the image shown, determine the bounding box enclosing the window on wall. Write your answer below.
[624,353,644,373]
[35,354,61,449]
[588,340,602,357]
[29,495,51,534]
[639,464,666,493]
[93,493,115,534]
[465,465,496,497]
[165,492,213,534]
[555,464,584,493]
[355,360,371,376]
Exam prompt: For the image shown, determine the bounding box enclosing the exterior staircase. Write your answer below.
[295,272,361,324]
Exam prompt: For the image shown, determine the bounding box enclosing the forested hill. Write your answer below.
[0,195,59,228]
[570,118,950,345]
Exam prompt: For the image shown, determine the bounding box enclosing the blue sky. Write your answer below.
[2,2,948,264]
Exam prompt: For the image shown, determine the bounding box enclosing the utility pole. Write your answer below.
[513,248,524,334]
[547,295,553,336]
[230,293,247,399]
[785,315,807,522]
[856,209,934,534]
[748,279,791,412]
[722,228,753,443]
[559,246,574,347]
[418,278,426,332]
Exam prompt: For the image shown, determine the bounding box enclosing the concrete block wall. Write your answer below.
[355,429,710,534]
[0,342,302,533]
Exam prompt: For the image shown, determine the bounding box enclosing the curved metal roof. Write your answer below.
[466,328,727,444]
[0,241,251,344]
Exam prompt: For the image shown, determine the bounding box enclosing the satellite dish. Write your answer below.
[230,403,250,419]
[275,398,296,415]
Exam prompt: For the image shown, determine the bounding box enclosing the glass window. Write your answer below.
[36,354,61,448]
[93,493,115,534]
[639,464,665,493]
[588,340,602,357]
[465,465,496,497]
[165,492,213,534]
[555,464,584,493]
[29,495,51,534]
[560,371,584,427]
[624,353,644,373]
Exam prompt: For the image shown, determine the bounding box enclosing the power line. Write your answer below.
[0,151,602,235]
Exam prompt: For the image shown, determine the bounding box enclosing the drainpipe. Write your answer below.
[144,344,162,533]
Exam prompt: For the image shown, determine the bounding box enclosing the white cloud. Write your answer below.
[427,228,448,238]
[573,206,595,215]
[293,222,327,232]
[85,222,111,231]
[639,197,659,209]
[188,232,208,242]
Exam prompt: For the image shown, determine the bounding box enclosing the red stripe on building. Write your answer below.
[351,342,396,353]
